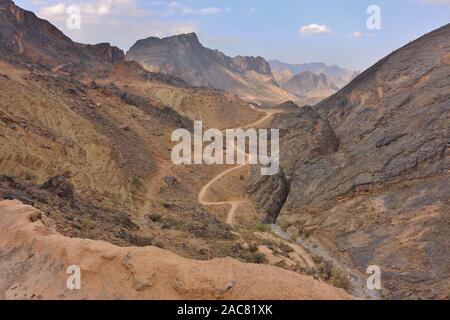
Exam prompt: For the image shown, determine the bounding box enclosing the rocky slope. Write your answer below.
[126,33,296,106]
[0,200,353,300]
[282,71,340,105]
[247,24,450,299]
[0,0,123,74]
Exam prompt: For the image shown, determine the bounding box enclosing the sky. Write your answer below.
[15,0,450,71]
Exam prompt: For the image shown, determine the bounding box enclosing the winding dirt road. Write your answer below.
[198,105,279,225]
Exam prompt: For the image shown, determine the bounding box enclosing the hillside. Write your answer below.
[247,24,450,299]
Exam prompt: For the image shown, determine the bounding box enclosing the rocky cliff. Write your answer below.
[248,24,450,299]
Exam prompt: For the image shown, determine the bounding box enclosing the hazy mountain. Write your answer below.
[248,24,450,299]
[126,33,296,106]
[269,59,357,88]
[272,69,295,86]
[282,71,340,105]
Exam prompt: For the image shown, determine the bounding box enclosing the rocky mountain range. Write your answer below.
[270,59,359,88]
[126,33,297,106]
[0,0,448,301]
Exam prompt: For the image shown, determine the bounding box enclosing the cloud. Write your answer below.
[299,23,332,36]
[422,0,450,5]
[35,0,198,50]
[351,31,364,38]
[167,1,230,15]
[39,3,66,16]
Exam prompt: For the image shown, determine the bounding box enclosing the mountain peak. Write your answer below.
[126,33,295,105]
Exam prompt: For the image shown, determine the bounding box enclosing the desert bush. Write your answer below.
[256,224,270,233]
[248,243,259,253]
[131,176,142,188]
[150,213,162,223]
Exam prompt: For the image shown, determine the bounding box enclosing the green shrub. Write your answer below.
[151,213,162,223]
[131,176,142,188]
[256,224,270,233]
[248,243,259,253]
[252,252,267,264]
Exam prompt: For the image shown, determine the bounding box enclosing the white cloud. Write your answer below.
[167,1,229,15]
[422,0,450,5]
[39,3,66,16]
[299,23,332,36]
[352,31,364,38]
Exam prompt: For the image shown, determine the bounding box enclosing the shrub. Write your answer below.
[256,224,270,233]
[248,243,259,253]
[252,252,267,264]
[312,254,323,265]
[330,265,351,290]
[151,213,162,223]
[131,176,142,188]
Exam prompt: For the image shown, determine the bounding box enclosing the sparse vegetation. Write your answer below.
[312,254,323,265]
[329,265,351,290]
[150,213,162,223]
[131,176,142,189]
[248,243,259,253]
[252,252,267,264]
[256,224,270,233]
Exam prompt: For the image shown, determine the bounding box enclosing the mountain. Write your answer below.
[0,0,123,74]
[269,59,357,88]
[248,24,450,299]
[272,69,295,86]
[126,33,296,106]
[282,71,340,105]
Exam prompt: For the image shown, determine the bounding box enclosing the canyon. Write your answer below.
[0,0,449,300]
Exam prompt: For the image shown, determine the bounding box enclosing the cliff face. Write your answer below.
[247,24,450,299]
[126,33,296,106]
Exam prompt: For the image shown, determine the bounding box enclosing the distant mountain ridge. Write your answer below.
[282,71,339,105]
[269,59,358,88]
[126,33,296,106]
